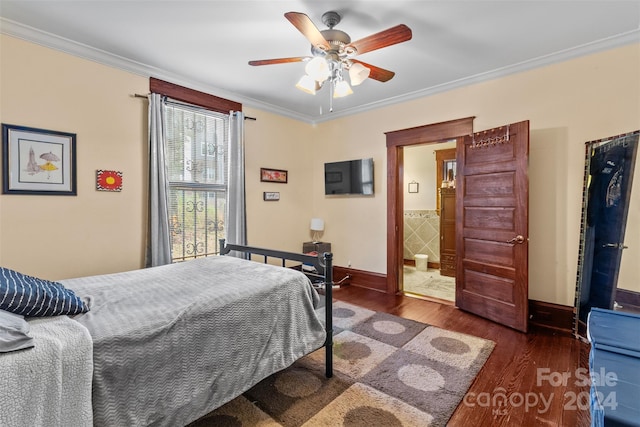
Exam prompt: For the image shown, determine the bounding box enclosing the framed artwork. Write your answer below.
[2,124,77,195]
[263,191,280,201]
[260,167,288,183]
[96,170,123,192]
[408,181,419,193]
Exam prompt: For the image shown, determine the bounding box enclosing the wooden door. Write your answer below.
[456,121,529,332]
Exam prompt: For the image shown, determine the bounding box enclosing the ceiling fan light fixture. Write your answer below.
[250,11,411,112]
[305,56,330,82]
[333,79,353,98]
[295,75,318,95]
[349,62,370,86]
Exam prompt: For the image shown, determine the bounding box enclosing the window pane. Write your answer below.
[443,160,456,181]
[166,106,227,185]
[168,187,225,261]
[164,101,228,262]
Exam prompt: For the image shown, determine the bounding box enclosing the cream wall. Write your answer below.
[404,144,437,210]
[0,35,149,280]
[1,33,638,306]
[243,106,315,253]
[311,43,640,306]
[404,140,457,211]
[0,35,316,280]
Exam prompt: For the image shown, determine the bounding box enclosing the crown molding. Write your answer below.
[0,18,311,123]
[311,28,640,124]
[2,17,639,125]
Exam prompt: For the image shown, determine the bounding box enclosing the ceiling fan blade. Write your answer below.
[352,59,395,82]
[348,24,412,55]
[248,57,308,66]
[285,12,330,51]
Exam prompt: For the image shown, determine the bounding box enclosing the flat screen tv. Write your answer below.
[324,158,374,195]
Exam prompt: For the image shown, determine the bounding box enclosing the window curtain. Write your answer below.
[146,93,172,267]
[225,111,247,253]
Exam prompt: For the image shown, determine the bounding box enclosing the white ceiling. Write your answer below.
[1,1,639,123]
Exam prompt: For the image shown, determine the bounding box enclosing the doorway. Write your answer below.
[386,118,530,332]
[385,117,474,296]
[402,142,457,302]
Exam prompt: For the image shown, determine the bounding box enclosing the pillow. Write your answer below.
[0,309,34,352]
[0,267,89,317]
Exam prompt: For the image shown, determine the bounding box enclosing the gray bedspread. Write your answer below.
[62,256,326,427]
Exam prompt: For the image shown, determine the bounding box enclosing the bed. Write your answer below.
[0,241,333,427]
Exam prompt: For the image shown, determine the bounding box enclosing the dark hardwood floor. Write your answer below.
[333,285,591,427]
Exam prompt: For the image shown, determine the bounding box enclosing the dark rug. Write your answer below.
[190,301,495,426]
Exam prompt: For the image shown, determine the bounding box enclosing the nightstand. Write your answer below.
[302,242,331,255]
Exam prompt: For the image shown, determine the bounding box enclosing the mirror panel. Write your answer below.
[574,130,639,338]
[617,157,640,293]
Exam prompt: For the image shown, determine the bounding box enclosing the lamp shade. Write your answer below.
[310,218,325,231]
[333,80,353,98]
[295,75,317,95]
[305,57,330,82]
[349,62,370,86]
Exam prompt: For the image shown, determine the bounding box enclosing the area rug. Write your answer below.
[190,301,495,426]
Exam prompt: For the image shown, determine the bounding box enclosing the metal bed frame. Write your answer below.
[219,239,333,378]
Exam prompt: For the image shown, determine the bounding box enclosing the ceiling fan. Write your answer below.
[248,11,412,108]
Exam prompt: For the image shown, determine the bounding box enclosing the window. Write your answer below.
[165,101,228,261]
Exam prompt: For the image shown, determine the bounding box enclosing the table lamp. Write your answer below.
[310,218,324,243]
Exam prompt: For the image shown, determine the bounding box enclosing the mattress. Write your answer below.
[63,255,326,427]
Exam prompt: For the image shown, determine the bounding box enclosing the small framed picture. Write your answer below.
[408,182,419,193]
[260,168,288,183]
[263,191,280,201]
[2,124,77,195]
[96,170,123,192]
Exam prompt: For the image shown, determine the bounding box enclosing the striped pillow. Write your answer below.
[0,267,89,317]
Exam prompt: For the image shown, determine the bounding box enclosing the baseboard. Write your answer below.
[334,267,576,334]
[333,266,387,292]
[615,288,640,312]
[528,300,575,336]
[403,259,440,269]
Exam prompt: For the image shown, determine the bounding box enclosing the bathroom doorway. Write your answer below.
[402,141,457,302]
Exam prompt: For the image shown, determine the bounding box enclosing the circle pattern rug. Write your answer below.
[192,301,495,427]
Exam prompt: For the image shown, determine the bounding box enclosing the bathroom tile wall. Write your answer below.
[404,210,440,263]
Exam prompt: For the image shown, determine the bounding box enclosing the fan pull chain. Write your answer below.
[329,81,334,112]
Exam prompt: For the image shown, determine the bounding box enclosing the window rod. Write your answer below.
[133,93,256,120]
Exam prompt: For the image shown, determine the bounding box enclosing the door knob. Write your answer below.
[507,235,525,244]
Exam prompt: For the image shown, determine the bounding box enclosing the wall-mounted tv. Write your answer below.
[324,158,374,195]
